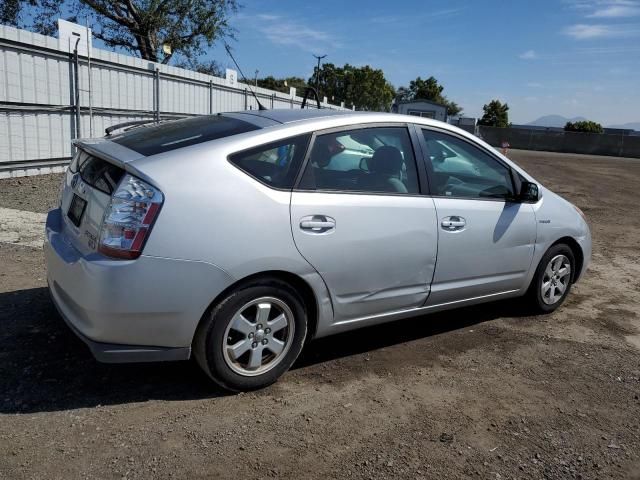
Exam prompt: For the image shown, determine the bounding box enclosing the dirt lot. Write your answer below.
[1,150,639,480]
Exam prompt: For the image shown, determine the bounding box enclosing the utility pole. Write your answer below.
[254,69,259,87]
[312,54,327,94]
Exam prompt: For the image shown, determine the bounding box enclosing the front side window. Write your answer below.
[229,135,310,189]
[298,127,419,194]
[421,129,514,199]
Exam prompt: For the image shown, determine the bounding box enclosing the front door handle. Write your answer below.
[441,216,466,231]
[300,215,335,234]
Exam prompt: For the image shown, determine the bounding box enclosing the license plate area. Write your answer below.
[67,194,87,227]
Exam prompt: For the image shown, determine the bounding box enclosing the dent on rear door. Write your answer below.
[290,191,438,322]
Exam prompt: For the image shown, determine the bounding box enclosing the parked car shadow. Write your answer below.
[0,286,531,414]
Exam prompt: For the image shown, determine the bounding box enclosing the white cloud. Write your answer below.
[256,14,281,21]
[608,66,629,74]
[244,13,340,53]
[563,23,640,38]
[260,22,337,50]
[564,23,612,38]
[588,4,640,17]
[519,49,538,59]
[368,8,465,24]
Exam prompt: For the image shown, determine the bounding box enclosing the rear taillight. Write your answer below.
[99,174,163,259]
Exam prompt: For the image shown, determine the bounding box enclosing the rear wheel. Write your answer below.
[194,280,307,392]
[528,244,575,313]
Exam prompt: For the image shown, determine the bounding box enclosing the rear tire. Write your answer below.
[527,243,575,313]
[194,279,307,392]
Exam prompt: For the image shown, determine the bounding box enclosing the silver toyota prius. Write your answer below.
[45,109,591,391]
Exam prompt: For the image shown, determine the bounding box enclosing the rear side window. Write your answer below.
[229,135,310,189]
[111,115,260,156]
[298,127,420,194]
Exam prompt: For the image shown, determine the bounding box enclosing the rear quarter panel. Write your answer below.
[129,131,335,335]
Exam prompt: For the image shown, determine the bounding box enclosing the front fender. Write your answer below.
[524,187,592,289]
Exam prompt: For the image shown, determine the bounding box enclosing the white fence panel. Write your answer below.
[0,25,347,172]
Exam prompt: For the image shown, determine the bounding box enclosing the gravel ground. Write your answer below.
[0,173,63,213]
[1,150,639,480]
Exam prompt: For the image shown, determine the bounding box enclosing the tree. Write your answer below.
[310,63,395,111]
[564,120,603,133]
[396,76,462,117]
[478,100,510,128]
[176,59,224,77]
[445,101,462,117]
[406,76,444,102]
[2,0,62,35]
[256,76,308,94]
[2,0,238,65]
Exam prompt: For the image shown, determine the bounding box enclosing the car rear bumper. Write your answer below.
[44,208,235,363]
[49,295,191,363]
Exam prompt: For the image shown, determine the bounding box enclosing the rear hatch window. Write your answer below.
[110,115,260,156]
[70,150,125,195]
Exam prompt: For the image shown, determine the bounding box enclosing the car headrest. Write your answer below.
[311,141,332,168]
[369,146,403,174]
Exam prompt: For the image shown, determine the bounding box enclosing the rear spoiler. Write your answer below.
[72,138,145,167]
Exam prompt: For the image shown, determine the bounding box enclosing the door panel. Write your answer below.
[415,126,537,305]
[427,198,536,305]
[291,192,438,321]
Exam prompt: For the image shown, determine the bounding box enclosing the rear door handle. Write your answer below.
[300,215,335,234]
[441,216,466,231]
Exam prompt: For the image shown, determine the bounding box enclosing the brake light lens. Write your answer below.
[99,174,163,259]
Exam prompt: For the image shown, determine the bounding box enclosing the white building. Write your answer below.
[392,99,448,121]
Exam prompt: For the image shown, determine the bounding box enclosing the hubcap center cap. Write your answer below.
[254,329,265,342]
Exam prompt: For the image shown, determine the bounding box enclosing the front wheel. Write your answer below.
[527,244,575,313]
[193,280,308,392]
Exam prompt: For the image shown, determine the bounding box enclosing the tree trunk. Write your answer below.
[134,33,157,62]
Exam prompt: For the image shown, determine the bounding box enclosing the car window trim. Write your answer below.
[226,134,312,192]
[415,125,519,202]
[292,122,428,196]
[408,123,432,196]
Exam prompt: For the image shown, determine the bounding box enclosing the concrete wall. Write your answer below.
[478,126,640,159]
[0,25,347,174]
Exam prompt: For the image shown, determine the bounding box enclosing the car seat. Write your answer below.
[358,146,408,193]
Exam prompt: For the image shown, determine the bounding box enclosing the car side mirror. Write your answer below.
[518,181,539,203]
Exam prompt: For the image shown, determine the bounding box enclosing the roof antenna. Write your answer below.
[224,44,267,111]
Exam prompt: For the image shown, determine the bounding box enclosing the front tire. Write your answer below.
[194,279,308,392]
[527,244,575,313]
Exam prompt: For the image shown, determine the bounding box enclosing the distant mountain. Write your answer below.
[607,122,640,131]
[527,115,587,128]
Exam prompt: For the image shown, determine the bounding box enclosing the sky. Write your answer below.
[200,0,640,125]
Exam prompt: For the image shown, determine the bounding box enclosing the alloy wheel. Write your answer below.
[541,254,571,305]
[222,297,295,376]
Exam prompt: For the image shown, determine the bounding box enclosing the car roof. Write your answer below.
[226,108,352,125]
